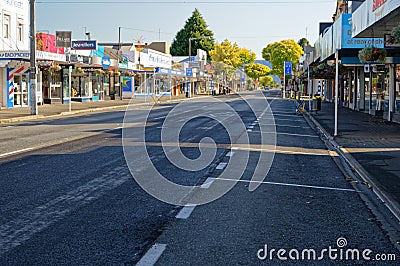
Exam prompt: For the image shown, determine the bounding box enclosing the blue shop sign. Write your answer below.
[72,40,97,50]
[102,56,111,69]
[341,14,384,49]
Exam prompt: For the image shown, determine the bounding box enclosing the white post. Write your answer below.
[308,66,311,112]
[144,72,147,103]
[68,66,72,112]
[29,0,37,115]
[189,77,192,98]
[334,49,339,137]
[283,61,286,99]
[389,64,395,121]
[170,77,172,100]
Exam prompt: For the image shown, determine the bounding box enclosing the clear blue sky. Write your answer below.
[37,0,337,58]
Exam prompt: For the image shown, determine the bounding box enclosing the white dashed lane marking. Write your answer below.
[201,178,216,189]
[136,244,167,266]
[226,151,235,157]
[175,205,197,219]
[216,162,227,170]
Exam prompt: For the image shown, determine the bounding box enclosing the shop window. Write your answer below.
[3,14,10,39]
[17,19,23,42]
[50,72,62,99]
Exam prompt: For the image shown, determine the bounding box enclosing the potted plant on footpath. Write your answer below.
[358,46,387,63]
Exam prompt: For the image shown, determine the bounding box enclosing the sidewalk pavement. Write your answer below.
[306,101,400,219]
[0,95,188,124]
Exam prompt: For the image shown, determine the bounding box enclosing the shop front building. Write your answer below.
[351,0,400,122]
[36,32,68,104]
[309,10,396,120]
[0,0,30,109]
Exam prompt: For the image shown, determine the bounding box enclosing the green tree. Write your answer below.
[238,48,256,65]
[210,39,255,68]
[244,63,271,81]
[170,9,215,56]
[259,76,274,87]
[261,40,303,77]
[298,38,311,50]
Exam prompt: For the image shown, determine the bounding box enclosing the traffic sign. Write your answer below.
[284,62,293,75]
[186,68,193,77]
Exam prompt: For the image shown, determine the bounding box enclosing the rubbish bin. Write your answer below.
[315,94,322,111]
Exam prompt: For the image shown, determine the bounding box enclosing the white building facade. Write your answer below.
[0,0,29,108]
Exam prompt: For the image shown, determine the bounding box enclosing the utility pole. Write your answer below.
[118,26,121,50]
[29,0,37,115]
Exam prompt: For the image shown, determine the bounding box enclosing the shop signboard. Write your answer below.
[36,51,66,61]
[0,50,29,60]
[3,0,27,14]
[155,67,185,76]
[340,14,384,49]
[352,0,400,37]
[143,50,172,69]
[101,56,111,69]
[36,33,65,54]
[122,76,133,98]
[56,31,72,48]
[91,45,105,57]
[71,40,97,50]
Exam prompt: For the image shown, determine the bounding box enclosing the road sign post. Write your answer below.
[283,62,293,99]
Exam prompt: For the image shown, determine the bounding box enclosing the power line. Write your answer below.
[119,26,174,36]
[37,1,335,4]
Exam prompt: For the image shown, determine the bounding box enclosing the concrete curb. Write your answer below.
[304,109,400,221]
[0,105,129,124]
[0,95,212,124]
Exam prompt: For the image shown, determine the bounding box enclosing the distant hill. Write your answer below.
[254,60,272,69]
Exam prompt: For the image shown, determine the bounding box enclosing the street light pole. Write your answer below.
[189,38,192,98]
[283,61,286,99]
[334,49,339,137]
[118,26,121,51]
[29,0,37,115]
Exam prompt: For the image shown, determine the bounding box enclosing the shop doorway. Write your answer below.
[13,74,29,107]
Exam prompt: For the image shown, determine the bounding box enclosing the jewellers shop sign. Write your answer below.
[71,40,97,50]
[0,51,30,60]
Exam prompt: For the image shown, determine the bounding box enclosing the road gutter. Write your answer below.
[304,109,400,221]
